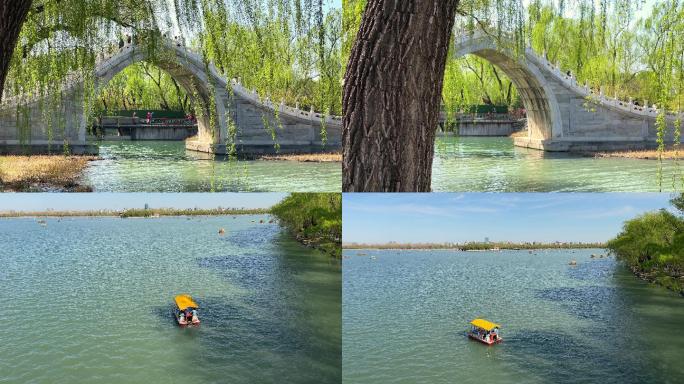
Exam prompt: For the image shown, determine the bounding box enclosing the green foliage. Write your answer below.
[200,3,342,115]
[271,193,342,257]
[342,0,365,72]
[671,193,684,213]
[607,198,684,294]
[95,62,193,113]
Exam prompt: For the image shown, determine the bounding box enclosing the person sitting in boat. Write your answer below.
[178,311,186,323]
[185,308,193,322]
[191,309,198,321]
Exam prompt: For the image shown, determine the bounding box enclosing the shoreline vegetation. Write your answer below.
[607,194,684,295]
[259,152,341,162]
[0,207,269,218]
[591,147,683,160]
[271,193,342,257]
[0,155,99,192]
[343,241,605,250]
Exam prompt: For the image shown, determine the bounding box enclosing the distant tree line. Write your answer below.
[344,241,606,250]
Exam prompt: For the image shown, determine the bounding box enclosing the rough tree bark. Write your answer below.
[0,0,33,103]
[343,0,459,191]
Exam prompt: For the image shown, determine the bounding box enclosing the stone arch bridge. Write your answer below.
[0,38,341,155]
[452,31,682,151]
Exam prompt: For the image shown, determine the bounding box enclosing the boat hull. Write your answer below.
[175,315,200,327]
[468,333,502,345]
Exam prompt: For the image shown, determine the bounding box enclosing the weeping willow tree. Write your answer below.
[95,62,195,113]
[1,0,341,153]
[343,0,684,192]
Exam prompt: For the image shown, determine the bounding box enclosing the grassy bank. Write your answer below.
[0,155,98,192]
[271,193,342,257]
[0,207,269,218]
[607,195,684,295]
[259,152,341,162]
[344,241,605,250]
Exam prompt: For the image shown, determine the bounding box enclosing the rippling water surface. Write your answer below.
[432,137,684,191]
[0,216,341,383]
[343,249,684,384]
[82,141,341,192]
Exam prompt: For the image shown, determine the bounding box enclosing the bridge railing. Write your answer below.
[229,78,342,124]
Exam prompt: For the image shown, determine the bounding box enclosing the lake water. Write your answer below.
[82,141,341,192]
[343,249,684,384]
[432,137,684,192]
[0,216,341,384]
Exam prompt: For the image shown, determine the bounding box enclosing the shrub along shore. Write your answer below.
[271,193,342,257]
[607,194,684,295]
[344,242,605,250]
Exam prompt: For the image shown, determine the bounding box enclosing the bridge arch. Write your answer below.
[452,33,563,141]
[90,40,229,148]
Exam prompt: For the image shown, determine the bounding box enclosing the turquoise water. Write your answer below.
[343,249,684,384]
[82,141,341,192]
[0,216,341,383]
[433,137,684,191]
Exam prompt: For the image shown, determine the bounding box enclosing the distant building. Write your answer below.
[484,237,490,243]
[144,203,149,210]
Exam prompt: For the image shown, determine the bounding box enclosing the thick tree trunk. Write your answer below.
[343,0,459,191]
[0,0,32,103]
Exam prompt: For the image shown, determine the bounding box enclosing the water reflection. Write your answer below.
[82,141,341,192]
[432,137,683,191]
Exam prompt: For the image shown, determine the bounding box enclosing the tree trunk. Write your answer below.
[0,0,32,103]
[343,0,459,191]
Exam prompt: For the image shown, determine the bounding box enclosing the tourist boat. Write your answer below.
[174,294,200,327]
[468,318,502,345]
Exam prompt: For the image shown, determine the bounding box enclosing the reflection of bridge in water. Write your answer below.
[0,36,341,155]
[453,31,683,151]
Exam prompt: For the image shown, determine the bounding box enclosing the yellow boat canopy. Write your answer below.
[470,318,500,331]
[175,294,199,311]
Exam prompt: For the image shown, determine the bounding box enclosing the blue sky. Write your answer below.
[343,193,676,243]
[0,193,287,211]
